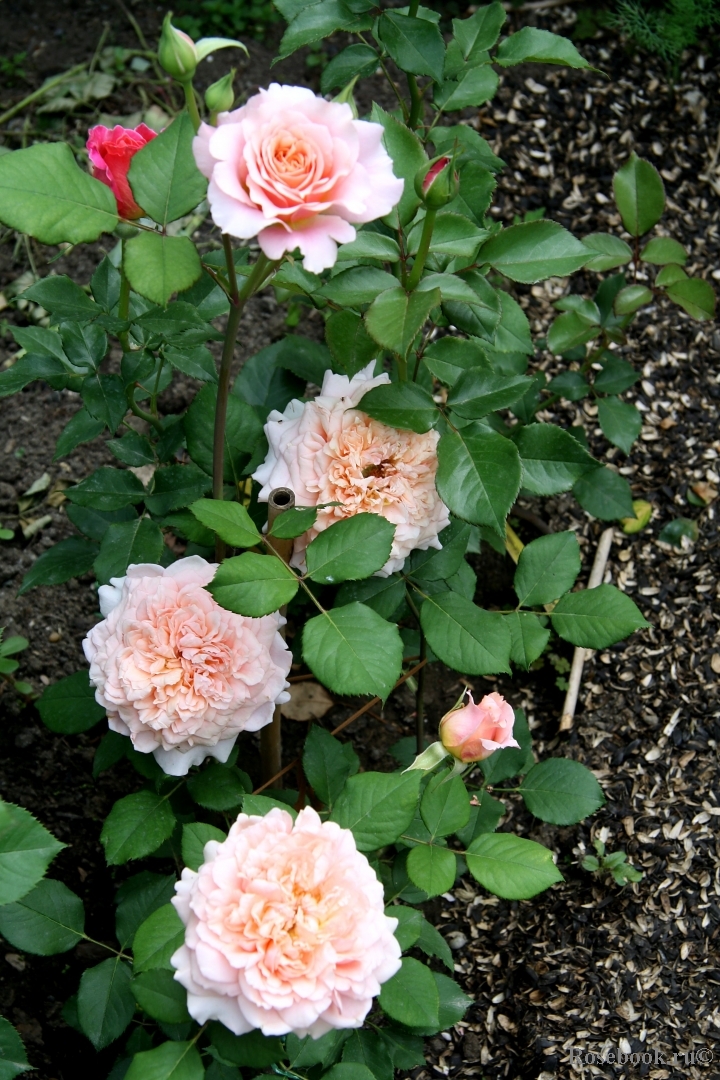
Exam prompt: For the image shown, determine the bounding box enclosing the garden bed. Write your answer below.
[0,3,719,1078]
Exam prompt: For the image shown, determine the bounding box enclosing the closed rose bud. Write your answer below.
[414,154,459,210]
[204,70,235,116]
[86,123,157,219]
[439,691,519,762]
[158,12,198,81]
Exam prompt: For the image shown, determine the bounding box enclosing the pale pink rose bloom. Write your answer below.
[192,83,404,273]
[252,363,450,576]
[82,556,291,776]
[439,691,519,762]
[171,806,401,1038]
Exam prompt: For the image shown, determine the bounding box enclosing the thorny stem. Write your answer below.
[212,245,276,536]
[406,209,437,290]
[183,80,202,134]
[118,248,131,353]
[416,632,427,755]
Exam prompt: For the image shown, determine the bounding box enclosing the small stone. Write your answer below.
[48,631,62,643]
[447,931,468,950]
[5,953,26,972]
[711,654,720,675]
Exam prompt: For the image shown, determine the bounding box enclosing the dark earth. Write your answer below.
[0,2,719,1078]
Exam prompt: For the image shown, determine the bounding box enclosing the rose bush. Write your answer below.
[0,1,712,1075]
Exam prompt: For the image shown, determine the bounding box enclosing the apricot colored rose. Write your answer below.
[440,691,519,762]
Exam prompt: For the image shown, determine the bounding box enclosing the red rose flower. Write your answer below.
[86,123,157,219]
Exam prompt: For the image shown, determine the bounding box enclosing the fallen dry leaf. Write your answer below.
[691,481,718,504]
[281,681,334,721]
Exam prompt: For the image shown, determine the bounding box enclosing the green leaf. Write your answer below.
[665,276,716,320]
[479,220,589,283]
[125,1040,205,1080]
[342,1030,394,1080]
[466,833,562,899]
[107,430,156,467]
[338,231,400,263]
[447,370,531,419]
[335,574,405,620]
[303,603,403,699]
[209,553,299,617]
[455,789,505,845]
[378,10,445,81]
[370,103,427,227]
[115,871,176,948]
[53,407,105,459]
[421,592,511,674]
[0,354,67,397]
[165,345,218,382]
[655,264,687,287]
[506,610,550,669]
[144,463,211,516]
[128,114,206,227]
[37,670,105,734]
[320,266,399,308]
[658,517,698,547]
[433,971,472,1030]
[434,64,499,111]
[407,518,470,582]
[597,397,642,455]
[357,380,438,433]
[613,284,653,315]
[613,152,665,236]
[423,336,490,387]
[81,373,127,434]
[573,466,634,520]
[94,518,164,584]
[432,123,504,173]
[18,537,99,595]
[0,142,117,243]
[101,791,176,865]
[414,919,453,971]
[551,583,648,647]
[66,503,137,543]
[547,310,600,354]
[12,326,67,362]
[133,969,190,1024]
[453,2,506,58]
[640,236,686,265]
[0,878,84,954]
[379,957,439,1029]
[388,905,423,950]
[0,1017,30,1079]
[78,958,134,1050]
[187,762,250,811]
[593,354,638,395]
[440,270,501,339]
[303,727,354,808]
[304,511,395,583]
[272,334,334,386]
[269,506,318,540]
[582,233,633,271]
[320,43,380,93]
[330,771,421,851]
[514,531,581,606]
[208,1023,284,1068]
[133,904,184,973]
[446,161,496,225]
[23,275,102,322]
[520,759,605,825]
[406,845,456,898]
[0,800,65,905]
[436,430,521,532]
[326,310,379,378]
[420,773,470,838]
[66,467,145,511]
[181,822,226,873]
[410,211,488,260]
[365,287,440,358]
[278,0,373,58]
[515,424,595,496]
[547,371,589,402]
[124,231,202,307]
[190,499,261,548]
[242,794,297,819]
[496,26,590,68]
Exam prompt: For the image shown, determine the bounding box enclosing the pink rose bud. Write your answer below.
[158,13,198,81]
[86,123,157,219]
[439,691,519,762]
[414,153,459,210]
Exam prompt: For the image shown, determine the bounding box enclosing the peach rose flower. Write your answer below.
[252,363,450,576]
[440,691,519,762]
[86,123,157,219]
[82,556,291,776]
[192,83,404,272]
[171,806,401,1038]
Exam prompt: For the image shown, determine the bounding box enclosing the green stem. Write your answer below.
[118,250,131,353]
[407,74,424,130]
[0,63,87,127]
[127,388,163,433]
[396,353,408,382]
[213,245,277,559]
[416,631,426,755]
[182,80,202,133]
[406,209,437,291]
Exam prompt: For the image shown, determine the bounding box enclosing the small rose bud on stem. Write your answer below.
[205,70,236,123]
[439,691,519,763]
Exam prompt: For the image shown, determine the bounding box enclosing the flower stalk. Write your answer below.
[406,209,436,290]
